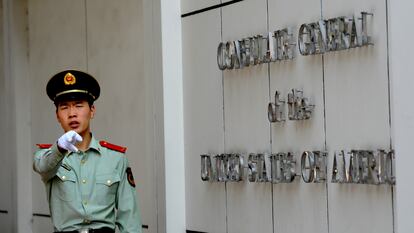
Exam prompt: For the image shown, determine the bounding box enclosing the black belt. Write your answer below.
[54,227,114,233]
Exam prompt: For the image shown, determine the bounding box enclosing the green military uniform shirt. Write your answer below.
[33,135,142,233]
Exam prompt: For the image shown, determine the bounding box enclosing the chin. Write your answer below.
[65,127,80,134]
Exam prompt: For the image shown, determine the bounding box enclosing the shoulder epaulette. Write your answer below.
[99,141,127,153]
[36,144,52,149]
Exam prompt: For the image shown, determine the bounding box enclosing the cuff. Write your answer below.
[50,143,66,162]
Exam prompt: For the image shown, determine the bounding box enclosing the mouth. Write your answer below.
[69,121,80,129]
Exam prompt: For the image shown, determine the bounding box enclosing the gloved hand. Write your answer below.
[57,130,83,153]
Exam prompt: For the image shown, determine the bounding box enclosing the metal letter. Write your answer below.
[270,153,283,183]
[287,89,315,120]
[357,150,378,184]
[298,23,315,55]
[228,154,245,182]
[347,16,359,48]
[301,151,327,183]
[215,154,228,182]
[248,153,258,182]
[310,22,326,54]
[266,32,276,62]
[217,42,227,70]
[268,90,286,122]
[275,28,295,60]
[326,17,348,51]
[332,150,347,183]
[257,153,269,182]
[348,150,361,183]
[313,151,327,183]
[256,35,267,64]
[359,12,374,46]
[301,151,315,183]
[225,42,235,69]
[270,152,296,183]
[239,39,248,67]
[234,40,242,69]
[201,154,212,181]
[385,150,396,185]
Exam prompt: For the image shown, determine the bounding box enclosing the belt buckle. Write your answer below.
[79,229,90,233]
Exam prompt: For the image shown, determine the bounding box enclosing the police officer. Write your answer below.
[33,70,142,233]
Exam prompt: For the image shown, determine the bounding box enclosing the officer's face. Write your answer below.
[56,100,96,135]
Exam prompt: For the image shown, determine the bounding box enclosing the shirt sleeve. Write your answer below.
[33,143,66,182]
[115,156,143,233]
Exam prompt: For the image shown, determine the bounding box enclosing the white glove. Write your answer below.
[57,130,83,153]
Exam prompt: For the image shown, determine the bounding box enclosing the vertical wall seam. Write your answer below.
[3,0,17,231]
[265,1,275,233]
[322,54,330,233]
[219,2,228,233]
[220,2,225,160]
[385,0,392,149]
[152,1,164,231]
[149,2,159,232]
[320,1,330,233]
[84,0,88,71]
[385,0,396,232]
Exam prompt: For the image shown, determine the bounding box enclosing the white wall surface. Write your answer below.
[160,0,186,231]
[268,1,328,233]
[140,0,188,232]
[221,1,272,233]
[322,2,394,233]
[182,0,396,233]
[389,0,414,232]
[182,6,226,233]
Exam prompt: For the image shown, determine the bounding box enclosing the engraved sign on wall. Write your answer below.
[217,28,295,70]
[298,12,373,56]
[201,149,395,185]
[332,149,395,185]
[217,11,373,70]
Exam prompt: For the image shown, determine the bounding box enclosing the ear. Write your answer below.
[90,105,96,119]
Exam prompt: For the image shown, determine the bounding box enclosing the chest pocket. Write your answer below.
[95,173,121,205]
[53,169,77,202]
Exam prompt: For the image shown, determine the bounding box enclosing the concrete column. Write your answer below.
[2,0,32,232]
[160,0,186,232]
[143,0,185,232]
[0,1,13,232]
[389,1,414,232]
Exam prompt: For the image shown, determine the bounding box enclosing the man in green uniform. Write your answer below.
[33,70,142,233]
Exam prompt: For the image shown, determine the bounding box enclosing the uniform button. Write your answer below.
[83,219,90,224]
[61,176,66,180]
[106,180,112,185]
[83,200,88,206]
[81,159,86,164]
[82,179,86,184]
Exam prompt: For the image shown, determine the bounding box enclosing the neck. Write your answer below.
[77,131,92,151]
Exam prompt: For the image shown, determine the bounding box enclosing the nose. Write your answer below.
[68,106,77,118]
